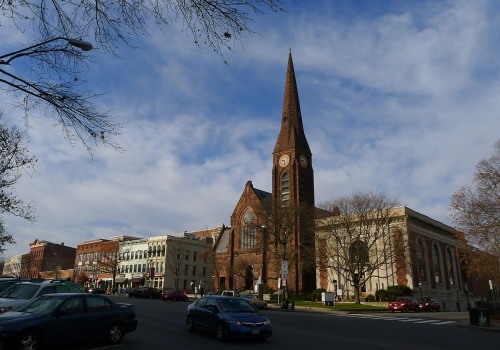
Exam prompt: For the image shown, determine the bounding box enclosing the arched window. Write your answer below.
[432,244,441,283]
[281,172,290,206]
[349,240,369,266]
[241,210,256,249]
[153,246,157,257]
[446,248,455,285]
[417,240,427,282]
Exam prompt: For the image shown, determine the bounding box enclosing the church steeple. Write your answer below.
[274,51,311,154]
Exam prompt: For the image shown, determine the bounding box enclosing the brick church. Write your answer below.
[212,51,318,294]
[210,52,496,308]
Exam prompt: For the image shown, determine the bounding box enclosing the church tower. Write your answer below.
[272,51,316,292]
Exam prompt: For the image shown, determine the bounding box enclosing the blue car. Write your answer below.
[185,295,272,341]
[0,293,137,350]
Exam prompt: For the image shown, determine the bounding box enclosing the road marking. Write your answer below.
[337,313,456,326]
[431,321,456,325]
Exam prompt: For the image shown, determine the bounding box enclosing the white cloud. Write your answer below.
[2,1,499,258]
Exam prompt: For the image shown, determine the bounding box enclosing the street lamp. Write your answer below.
[0,37,93,64]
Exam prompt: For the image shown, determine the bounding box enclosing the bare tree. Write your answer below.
[1,1,285,150]
[96,241,120,290]
[18,252,37,278]
[0,116,36,252]
[316,191,403,304]
[450,140,500,271]
[257,202,315,297]
[0,115,34,255]
[165,239,185,290]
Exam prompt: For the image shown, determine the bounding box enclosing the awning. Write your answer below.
[115,277,128,283]
[130,278,144,283]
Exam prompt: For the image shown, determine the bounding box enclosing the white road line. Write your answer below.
[398,318,424,322]
[337,314,456,326]
[431,321,456,325]
[413,320,442,324]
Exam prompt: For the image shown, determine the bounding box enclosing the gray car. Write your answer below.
[240,294,267,309]
[0,280,84,313]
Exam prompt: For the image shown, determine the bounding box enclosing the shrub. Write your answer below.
[387,285,412,300]
[310,288,327,301]
[375,289,389,301]
[365,294,375,302]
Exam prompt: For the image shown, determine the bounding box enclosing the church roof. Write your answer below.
[274,51,311,154]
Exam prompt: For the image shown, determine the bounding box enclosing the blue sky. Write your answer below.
[1,0,499,259]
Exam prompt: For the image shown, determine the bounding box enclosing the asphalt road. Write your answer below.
[52,296,499,350]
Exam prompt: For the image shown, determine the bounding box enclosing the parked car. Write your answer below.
[389,296,419,313]
[128,286,162,299]
[0,278,43,294]
[186,295,272,341]
[162,290,188,302]
[0,280,84,313]
[240,294,267,309]
[418,297,440,312]
[221,290,239,296]
[88,288,106,294]
[0,293,137,350]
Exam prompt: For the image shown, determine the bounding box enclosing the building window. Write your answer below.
[185,251,190,261]
[241,210,256,249]
[241,226,257,249]
[184,265,189,275]
[203,267,207,277]
[193,251,197,262]
[192,266,197,276]
[446,248,455,285]
[281,172,290,206]
[432,244,441,283]
[417,240,427,282]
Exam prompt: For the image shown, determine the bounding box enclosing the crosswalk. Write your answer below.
[335,313,457,326]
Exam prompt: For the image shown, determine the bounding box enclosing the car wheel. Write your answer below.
[404,306,409,313]
[264,303,267,310]
[216,323,226,342]
[107,322,124,344]
[436,307,440,312]
[173,297,177,302]
[17,330,41,350]
[415,306,419,312]
[186,316,196,333]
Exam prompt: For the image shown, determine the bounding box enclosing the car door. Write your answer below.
[198,298,219,331]
[81,295,116,340]
[43,296,85,344]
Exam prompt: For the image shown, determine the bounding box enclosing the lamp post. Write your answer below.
[0,37,93,65]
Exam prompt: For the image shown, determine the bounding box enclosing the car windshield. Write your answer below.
[0,284,39,299]
[16,295,66,314]
[395,297,407,302]
[216,298,257,313]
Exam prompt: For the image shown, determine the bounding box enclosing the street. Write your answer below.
[52,296,498,350]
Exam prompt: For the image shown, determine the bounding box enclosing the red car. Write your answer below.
[418,297,440,312]
[389,296,419,313]
[162,290,188,302]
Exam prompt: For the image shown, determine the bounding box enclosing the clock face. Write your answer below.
[300,155,308,168]
[279,154,290,168]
